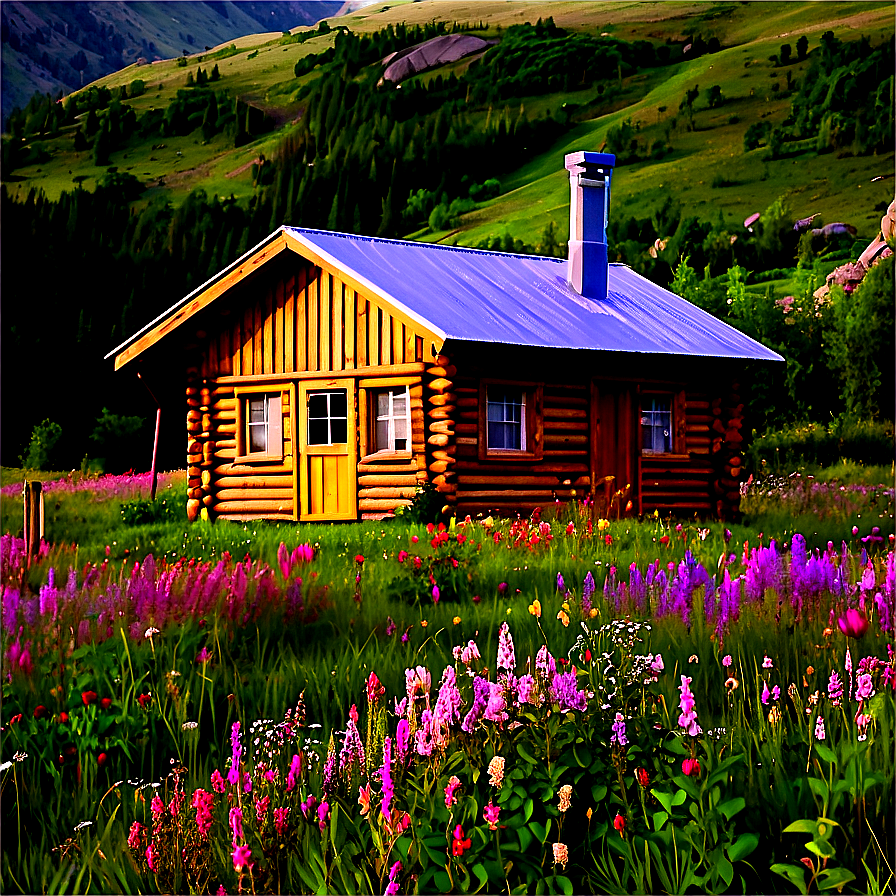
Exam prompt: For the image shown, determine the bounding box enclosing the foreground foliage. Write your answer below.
[1,486,894,893]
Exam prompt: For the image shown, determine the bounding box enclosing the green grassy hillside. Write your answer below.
[3,0,892,246]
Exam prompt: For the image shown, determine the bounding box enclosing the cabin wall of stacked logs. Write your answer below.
[418,355,592,517]
[638,381,744,519]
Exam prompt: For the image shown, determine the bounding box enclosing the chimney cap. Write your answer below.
[565,151,616,172]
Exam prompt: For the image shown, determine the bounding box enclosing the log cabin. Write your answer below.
[108,152,782,523]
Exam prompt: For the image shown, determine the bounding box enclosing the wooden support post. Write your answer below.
[138,370,162,501]
[150,406,161,501]
[23,480,44,557]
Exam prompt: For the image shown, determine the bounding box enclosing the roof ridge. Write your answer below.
[282,225,566,264]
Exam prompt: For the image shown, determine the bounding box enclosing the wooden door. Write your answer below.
[298,378,357,520]
[590,379,636,518]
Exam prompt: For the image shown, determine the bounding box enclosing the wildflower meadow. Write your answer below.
[0,469,894,895]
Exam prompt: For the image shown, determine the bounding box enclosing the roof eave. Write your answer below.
[107,229,291,370]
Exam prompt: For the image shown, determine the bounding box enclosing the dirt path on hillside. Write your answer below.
[225,158,261,178]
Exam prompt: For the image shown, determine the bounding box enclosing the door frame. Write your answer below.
[297,377,358,521]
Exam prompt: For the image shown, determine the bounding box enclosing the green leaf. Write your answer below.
[726,832,759,862]
[783,818,817,834]
[434,871,452,892]
[555,875,574,895]
[806,838,836,859]
[717,857,734,889]
[814,743,837,764]
[572,743,592,768]
[591,783,607,803]
[517,742,537,764]
[472,863,488,892]
[718,796,746,821]
[518,825,533,853]
[671,788,687,807]
[529,820,545,843]
[770,863,809,896]
[652,810,669,832]
[650,789,673,815]
[816,867,857,891]
[808,777,830,802]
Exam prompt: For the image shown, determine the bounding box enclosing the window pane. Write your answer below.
[377,391,390,417]
[308,393,328,419]
[487,401,504,422]
[248,423,267,452]
[375,419,389,450]
[394,416,407,440]
[308,419,328,445]
[331,418,348,444]
[394,437,407,451]
[248,398,266,423]
[642,398,672,453]
[392,390,406,414]
[487,388,524,449]
[330,391,347,418]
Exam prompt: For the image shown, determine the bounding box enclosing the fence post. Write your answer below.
[23,480,44,556]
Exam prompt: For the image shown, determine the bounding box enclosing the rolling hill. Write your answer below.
[0,0,342,122]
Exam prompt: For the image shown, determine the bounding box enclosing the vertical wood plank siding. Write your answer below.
[195,258,428,521]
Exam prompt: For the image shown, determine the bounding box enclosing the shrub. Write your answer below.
[20,419,63,471]
[746,417,894,471]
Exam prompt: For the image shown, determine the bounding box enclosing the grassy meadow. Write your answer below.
[0,467,893,894]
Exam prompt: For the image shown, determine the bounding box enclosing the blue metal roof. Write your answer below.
[284,227,783,362]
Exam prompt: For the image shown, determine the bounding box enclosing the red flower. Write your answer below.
[33,705,48,720]
[81,690,98,707]
[137,694,152,710]
[584,649,592,662]
[8,713,22,726]
[682,758,701,776]
[97,752,108,767]
[659,535,670,545]
[605,534,613,545]
[59,711,69,724]
[838,608,868,639]
[451,824,472,857]
[636,767,649,787]
[354,554,365,565]
[613,813,626,835]
[100,697,112,710]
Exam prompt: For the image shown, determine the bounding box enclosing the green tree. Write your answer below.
[93,120,112,166]
[20,419,63,470]
[796,35,809,60]
[826,255,895,418]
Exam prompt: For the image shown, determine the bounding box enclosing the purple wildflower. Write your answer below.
[496,622,516,672]
[379,737,394,818]
[610,712,628,746]
[678,675,701,736]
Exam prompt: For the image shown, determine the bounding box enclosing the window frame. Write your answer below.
[639,389,687,457]
[305,388,349,447]
[234,386,285,463]
[371,386,411,456]
[478,379,543,461]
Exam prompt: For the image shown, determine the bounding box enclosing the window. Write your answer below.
[235,390,283,462]
[373,387,409,453]
[479,381,543,460]
[307,389,348,446]
[487,388,526,451]
[641,396,673,454]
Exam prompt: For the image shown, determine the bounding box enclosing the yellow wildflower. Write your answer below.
[528,599,542,617]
